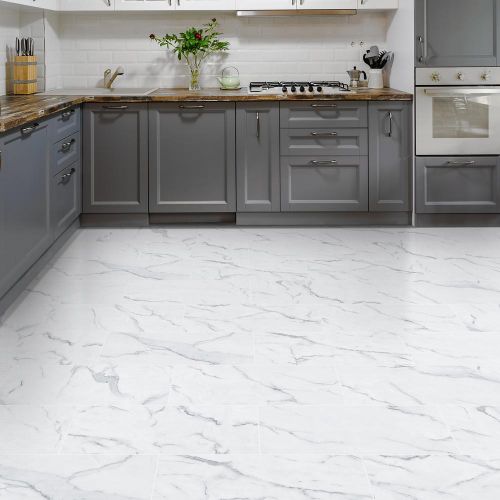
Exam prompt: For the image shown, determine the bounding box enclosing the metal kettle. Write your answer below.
[347,66,367,88]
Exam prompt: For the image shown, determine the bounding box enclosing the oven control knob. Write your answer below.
[316,86,323,92]
[431,72,441,82]
[299,85,306,93]
[309,85,314,93]
[291,85,297,93]
[456,72,465,81]
[282,86,288,93]
[481,71,491,81]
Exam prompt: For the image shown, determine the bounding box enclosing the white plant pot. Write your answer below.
[368,69,384,89]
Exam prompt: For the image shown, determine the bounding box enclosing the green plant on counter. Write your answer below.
[150,18,229,91]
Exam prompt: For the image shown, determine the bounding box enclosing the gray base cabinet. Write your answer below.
[83,103,148,213]
[281,156,368,212]
[0,122,51,298]
[149,102,236,213]
[369,102,412,212]
[415,0,500,67]
[416,156,500,213]
[236,103,280,212]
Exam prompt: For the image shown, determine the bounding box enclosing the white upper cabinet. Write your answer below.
[358,0,398,9]
[298,0,357,8]
[115,0,175,9]
[236,0,295,9]
[176,0,235,10]
[3,0,58,9]
[59,0,114,10]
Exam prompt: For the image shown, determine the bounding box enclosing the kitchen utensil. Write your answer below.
[29,38,34,56]
[16,37,20,56]
[217,66,240,90]
[347,66,367,88]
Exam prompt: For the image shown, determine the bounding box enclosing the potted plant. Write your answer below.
[150,18,229,91]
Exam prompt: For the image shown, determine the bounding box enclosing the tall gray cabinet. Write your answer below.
[236,103,280,212]
[149,103,236,213]
[369,102,412,212]
[83,103,148,214]
[0,122,51,298]
[415,0,500,66]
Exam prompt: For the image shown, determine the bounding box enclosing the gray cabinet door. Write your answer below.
[51,162,82,239]
[281,156,368,212]
[416,156,500,213]
[415,0,500,66]
[149,102,236,213]
[0,122,51,298]
[281,128,368,157]
[369,102,412,212]
[83,103,148,213]
[236,103,280,212]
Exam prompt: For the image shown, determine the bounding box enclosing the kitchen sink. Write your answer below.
[42,88,157,96]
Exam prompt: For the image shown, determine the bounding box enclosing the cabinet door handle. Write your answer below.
[386,111,393,137]
[311,131,337,137]
[103,105,128,110]
[21,123,39,135]
[60,167,76,183]
[417,35,425,63]
[311,104,337,108]
[61,138,76,153]
[61,109,75,119]
[256,112,260,138]
[292,0,295,4]
[178,104,205,109]
[106,0,111,6]
[311,160,338,166]
[444,161,476,167]
[0,150,2,171]
[177,0,180,5]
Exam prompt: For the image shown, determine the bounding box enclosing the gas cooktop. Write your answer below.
[248,81,351,95]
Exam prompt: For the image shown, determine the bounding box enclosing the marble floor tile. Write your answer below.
[0,454,157,499]
[363,455,500,500]
[153,454,372,500]
[62,403,259,455]
[168,364,343,405]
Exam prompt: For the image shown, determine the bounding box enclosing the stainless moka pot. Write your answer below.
[347,66,367,88]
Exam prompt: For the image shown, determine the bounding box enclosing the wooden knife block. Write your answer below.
[13,56,37,95]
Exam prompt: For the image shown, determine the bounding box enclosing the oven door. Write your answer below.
[416,86,500,156]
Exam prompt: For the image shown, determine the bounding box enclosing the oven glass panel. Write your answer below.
[432,96,489,138]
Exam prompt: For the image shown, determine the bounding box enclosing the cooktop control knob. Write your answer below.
[316,86,323,92]
[308,85,314,93]
[456,72,465,81]
[291,85,297,93]
[282,86,288,93]
[431,72,441,82]
[481,71,491,81]
[299,85,305,93]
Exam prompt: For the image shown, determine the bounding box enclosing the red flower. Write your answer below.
[195,32,202,40]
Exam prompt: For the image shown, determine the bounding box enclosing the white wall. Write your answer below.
[0,4,20,95]
[49,11,392,89]
[386,0,414,93]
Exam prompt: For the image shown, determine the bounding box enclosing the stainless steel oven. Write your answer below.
[416,67,500,156]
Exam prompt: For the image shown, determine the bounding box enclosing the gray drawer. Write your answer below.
[52,132,81,175]
[281,128,368,156]
[51,162,81,239]
[50,106,81,143]
[281,156,368,212]
[416,156,500,213]
[280,102,368,129]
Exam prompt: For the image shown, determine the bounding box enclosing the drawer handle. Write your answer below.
[21,123,39,135]
[61,109,75,119]
[386,111,393,137]
[311,104,337,108]
[311,160,338,166]
[178,105,205,109]
[61,138,76,153]
[60,167,76,183]
[256,111,260,138]
[445,161,476,167]
[311,132,338,137]
[103,105,129,110]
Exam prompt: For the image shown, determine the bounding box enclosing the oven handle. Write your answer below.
[427,161,477,168]
[424,88,500,97]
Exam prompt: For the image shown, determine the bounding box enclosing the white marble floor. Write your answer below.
[1,226,500,499]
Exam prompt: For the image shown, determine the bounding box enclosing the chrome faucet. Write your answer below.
[104,66,125,89]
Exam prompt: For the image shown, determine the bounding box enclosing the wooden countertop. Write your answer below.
[0,88,413,133]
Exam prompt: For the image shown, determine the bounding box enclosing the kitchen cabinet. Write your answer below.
[2,0,58,9]
[358,0,398,9]
[114,0,173,9]
[297,0,356,9]
[415,0,500,67]
[236,103,280,212]
[416,157,500,214]
[281,156,368,212]
[176,0,235,10]
[236,0,294,9]
[59,0,114,10]
[149,102,236,213]
[0,121,51,299]
[83,103,149,213]
[51,162,81,239]
[369,101,411,212]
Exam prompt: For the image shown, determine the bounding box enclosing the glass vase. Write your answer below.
[188,65,202,91]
